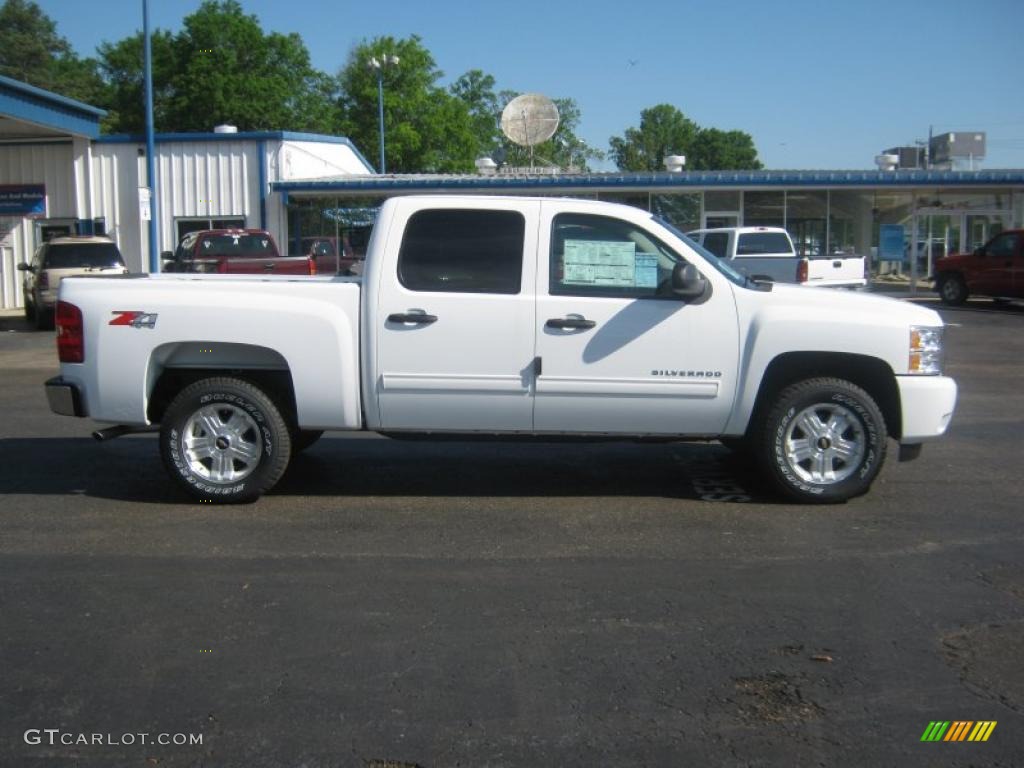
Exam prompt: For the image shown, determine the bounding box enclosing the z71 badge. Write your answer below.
[109,311,158,329]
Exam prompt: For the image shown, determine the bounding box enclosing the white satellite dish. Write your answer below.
[501,93,560,169]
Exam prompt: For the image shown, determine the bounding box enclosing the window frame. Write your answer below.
[396,208,527,295]
[547,212,689,300]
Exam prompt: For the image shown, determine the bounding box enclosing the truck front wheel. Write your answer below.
[938,274,968,305]
[760,378,887,503]
[160,377,292,503]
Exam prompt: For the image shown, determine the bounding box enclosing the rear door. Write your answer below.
[375,200,539,432]
[534,203,740,435]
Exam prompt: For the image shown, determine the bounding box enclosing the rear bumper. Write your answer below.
[896,375,957,443]
[45,376,86,417]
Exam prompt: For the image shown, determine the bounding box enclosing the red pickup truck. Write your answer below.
[934,229,1023,305]
[162,229,315,275]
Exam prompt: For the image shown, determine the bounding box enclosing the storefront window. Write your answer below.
[744,191,784,227]
[704,190,740,212]
[651,193,701,232]
[785,191,828,257]
[598,192,650,211]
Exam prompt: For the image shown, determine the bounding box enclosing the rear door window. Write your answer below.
[702,232,729,258]
[398,209,525,294]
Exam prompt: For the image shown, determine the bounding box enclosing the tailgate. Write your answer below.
[806,255,865,285]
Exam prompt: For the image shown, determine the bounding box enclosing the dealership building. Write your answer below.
[3,74,1023,309]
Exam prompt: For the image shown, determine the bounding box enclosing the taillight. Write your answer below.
[308,257,317,276]
[796,258,808,283]
[38,272,50,290]
[56,301,84,363]
[216,260,228,274]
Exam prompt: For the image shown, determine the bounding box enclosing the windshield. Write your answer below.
[653,217,750,287]
[199,234,276,257]
[44,243,124,269]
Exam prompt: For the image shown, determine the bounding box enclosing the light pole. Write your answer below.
[143,0,159,272]
[367,54,399,174]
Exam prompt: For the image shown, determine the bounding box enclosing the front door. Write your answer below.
[534,204,740,435]
[376,200,539,432]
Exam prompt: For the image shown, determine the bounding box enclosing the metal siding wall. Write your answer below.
[154,141,254,249]
[92,143,144,272]
[0,143,76,307]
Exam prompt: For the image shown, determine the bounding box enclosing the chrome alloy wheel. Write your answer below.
[181,403,263,483]
[783,402,865,485]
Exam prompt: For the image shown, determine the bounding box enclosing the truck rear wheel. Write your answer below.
[160,377,292,503]
[760,377,887,503]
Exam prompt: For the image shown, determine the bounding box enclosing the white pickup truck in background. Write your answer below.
[687,226,867,289]
[46,196,955,504]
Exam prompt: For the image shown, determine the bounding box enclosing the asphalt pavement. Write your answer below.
[0,298,1022,767]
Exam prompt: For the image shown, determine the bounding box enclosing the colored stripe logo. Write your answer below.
[921,721,997,742]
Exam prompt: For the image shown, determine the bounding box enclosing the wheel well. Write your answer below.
[750,352,902,439]
[147,368,298,427]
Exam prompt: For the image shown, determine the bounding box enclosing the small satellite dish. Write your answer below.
[501,93,560,148]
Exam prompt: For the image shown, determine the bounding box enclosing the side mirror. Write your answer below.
[671,262,709,300]
[16,263,32,272]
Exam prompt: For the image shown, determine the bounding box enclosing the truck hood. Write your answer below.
[755,283,945,327]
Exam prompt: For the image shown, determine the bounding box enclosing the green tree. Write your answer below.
[97,0,338,134]
[449,69,501,158]
[610,104,762,171]
[0,0,103,103]
[609,104,698,171]
[688,128,762,170]
[95,31,177,133]
[338,35,476,173]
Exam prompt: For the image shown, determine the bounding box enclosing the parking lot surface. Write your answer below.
[1,299,1022,767]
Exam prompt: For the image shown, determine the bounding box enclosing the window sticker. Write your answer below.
[634,253,658,288]
[563,240,637,286]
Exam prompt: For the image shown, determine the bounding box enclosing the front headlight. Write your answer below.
[909,325,944,375]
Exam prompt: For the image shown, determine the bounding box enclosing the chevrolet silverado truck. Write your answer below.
[687,226,866,289]
[46,196,956,504]
[933,229,1023,305]
[162,229,316,275]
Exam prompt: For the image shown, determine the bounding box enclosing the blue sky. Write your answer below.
[40,0,1024,170]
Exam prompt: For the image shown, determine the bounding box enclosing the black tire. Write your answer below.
[34,298,52,330]
[759,377,887,503]
[24,298,35,322]
[159,377,292,503]
[938,274,967,306]
[291,429,324,454]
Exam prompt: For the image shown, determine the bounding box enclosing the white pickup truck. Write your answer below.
[687,226,867,289]
[46,196,956,504]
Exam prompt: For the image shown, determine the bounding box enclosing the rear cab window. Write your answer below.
[398,209,525,294]
[735,232,793,256]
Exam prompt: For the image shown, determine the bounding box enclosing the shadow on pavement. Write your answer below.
[0,435,778,505]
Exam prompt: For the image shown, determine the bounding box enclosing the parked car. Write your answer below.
[933,229,1023,305]
[687,226,866,289]
[47,196,956,505]
[17,236,127,329]
[163,229,315,275]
